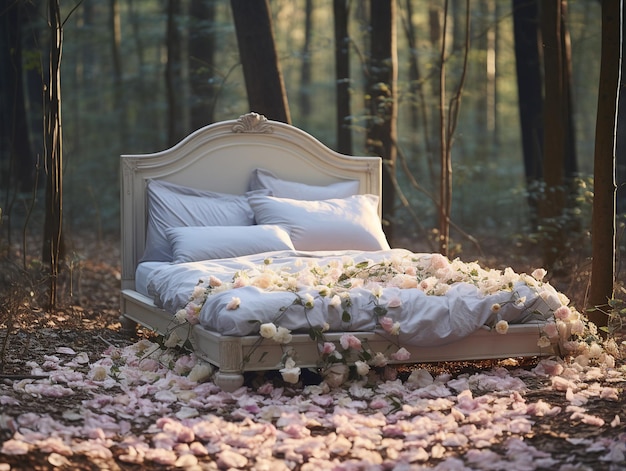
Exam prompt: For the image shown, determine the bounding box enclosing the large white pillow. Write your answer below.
[248,194,390,251]
[142,180,255,262]
[165,225,296,263]
[248,168,360,200]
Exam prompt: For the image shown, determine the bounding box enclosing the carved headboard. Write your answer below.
[120,113,382,290]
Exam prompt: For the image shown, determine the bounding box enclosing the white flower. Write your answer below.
[491,303,501,313]
[370,352,388,367]
[329,295,342,308]
[174,309,187,324]
[537,336,552,348]
[259,323,277,339]
[164,330,182,348]
[303,293,315,309]
[188,363,213,383]
[531,268,547,282]
[390,322,401,336]
[495,320,509,334]
[355,360,370,376]
[273,326,293,344]
[226,297,241,310]
[280,357,300,384]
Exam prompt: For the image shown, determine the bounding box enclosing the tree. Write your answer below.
[587,0,620,330]
[189,0,217,129]
[42,0,65,308]
[0,1,34,197]
[230,0,290,124]
[366,0,397,240]
[539,0,568,273]
[166,0,186,146]
[512,0,543,227]
[333,0,352,154]
[436,0,470,256]
[299,0,313,121]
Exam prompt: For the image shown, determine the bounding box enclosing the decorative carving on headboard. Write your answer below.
[232,112,274,134]
[121,158,138,195]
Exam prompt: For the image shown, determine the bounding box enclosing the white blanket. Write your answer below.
[146,249,561,347]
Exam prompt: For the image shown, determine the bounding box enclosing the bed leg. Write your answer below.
[214,371,245,392]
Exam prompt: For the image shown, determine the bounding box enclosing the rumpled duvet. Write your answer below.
[145,248,562,347]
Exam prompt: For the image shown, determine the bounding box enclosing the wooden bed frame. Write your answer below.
[120,112,551,391]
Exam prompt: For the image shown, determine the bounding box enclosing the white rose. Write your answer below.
[188,363,213,383]
[495,320,509,334]
[273,326,293,344]
[355,360,370,376]
[259,323,277,339]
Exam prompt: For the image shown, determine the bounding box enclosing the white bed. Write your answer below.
[120,112,559,392]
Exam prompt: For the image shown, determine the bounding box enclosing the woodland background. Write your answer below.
[0,0,624,318]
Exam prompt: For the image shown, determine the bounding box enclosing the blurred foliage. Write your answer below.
[4,1,603,262]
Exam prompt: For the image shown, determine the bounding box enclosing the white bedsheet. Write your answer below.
[145,249,560,347]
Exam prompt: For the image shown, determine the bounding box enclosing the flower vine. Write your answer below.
[161,252,619,388]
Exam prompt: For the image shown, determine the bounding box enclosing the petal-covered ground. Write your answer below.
[1,336,625,470]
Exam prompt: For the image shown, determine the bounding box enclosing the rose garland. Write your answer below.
[163,252,617,387]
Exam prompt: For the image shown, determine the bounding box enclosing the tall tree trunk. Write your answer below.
[230,0,290,124]
[42,0,64,308]
[539,0,566,273]
[402,0,431,159]
[189,0,216,129]
[617,3,626,215]
[437,0,470,256]
[512,0,544,229]
[299,0,313,120]
[366,0,397,241]
[110,0,128,148]
[333,0,352,154]
[587,0,620,330]
[0,2,33,194]
[166,0,186,146]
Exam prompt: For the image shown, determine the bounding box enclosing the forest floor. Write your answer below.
[0,234,625,470]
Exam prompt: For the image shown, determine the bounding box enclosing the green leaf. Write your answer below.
[342,310,351,322]
[373,306,387,317]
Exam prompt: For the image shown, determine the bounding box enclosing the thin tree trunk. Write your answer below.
[166,0,186,146]
[587,0,620,330]
[333,0,352,154]
[230,0,290,124]
[189,0,216,128]
[437,0,470,256]
[366,0,397,241]
[42,0,64,308]
[299,0,313,120]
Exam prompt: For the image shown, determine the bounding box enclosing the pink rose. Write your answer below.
[379,316,395,333]
[554,306,570,320]
[321,342,336,355]
[339,333,362,351]
[390,347,410,361]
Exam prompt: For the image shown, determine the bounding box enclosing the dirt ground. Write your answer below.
[0,235,624,470]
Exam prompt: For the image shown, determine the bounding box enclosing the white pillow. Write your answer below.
[142,180,255,262]
[165,225,296,263]
[248,194,390,251]
[248,168,360,200]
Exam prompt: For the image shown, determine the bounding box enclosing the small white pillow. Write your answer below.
[248,194,390,251]
[165,225,295,263]
[143,180,255,262]
[249,168,360,200]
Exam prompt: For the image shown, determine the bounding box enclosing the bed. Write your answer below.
[120,112,561,392]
